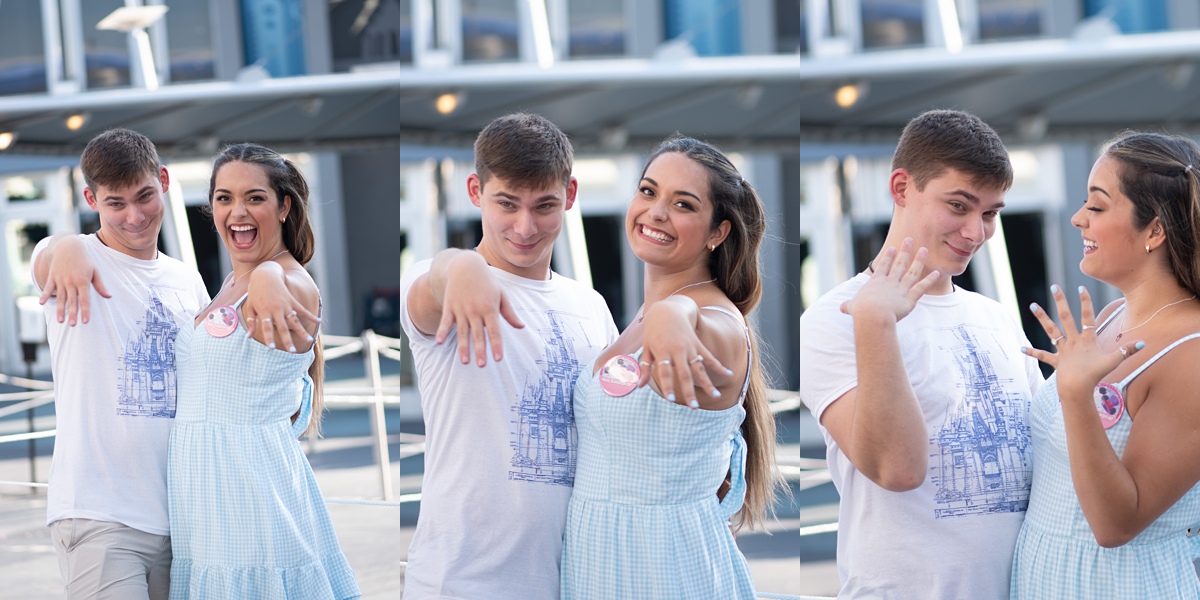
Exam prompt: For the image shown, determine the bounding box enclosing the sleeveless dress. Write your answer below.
[560,306,757,599]
[1011,305,1200,599]
[168,296,360,599]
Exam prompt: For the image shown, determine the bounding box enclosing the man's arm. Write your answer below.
[819,240,938,492]
[406,248,524,366]
[33,233,111,326]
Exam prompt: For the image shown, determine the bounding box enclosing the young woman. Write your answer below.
[167,144,360,599]
[560,136,785,599]
[1013,132,1200,598]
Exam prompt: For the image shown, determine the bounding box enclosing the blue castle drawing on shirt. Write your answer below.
[930,325,1033,518]
[117,292,180,418]
[509,311,585,487]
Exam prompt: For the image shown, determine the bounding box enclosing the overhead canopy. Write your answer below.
[4,29,1200,158]
[800,29,1200,146]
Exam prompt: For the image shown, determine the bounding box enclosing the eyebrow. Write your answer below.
[1088,185,1112,199]
[105,185,155,202]
[642,177,702,203]
[214,187,269,195]
[948,188,1005,210]
[493,191,562,203]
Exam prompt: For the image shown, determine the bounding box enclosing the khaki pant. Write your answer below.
[50,518,171,600]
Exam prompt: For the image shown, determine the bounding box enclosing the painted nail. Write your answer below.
[1020,347,1028,354]
[269,343,276,349]
[689,399,700,409]
[1029,303,1039,312]
[667,393,676,402]
[1050,284,1059,294]
[725,369,734,376]
[306,335,314,342]
[1135,341,1145,350]
[712,389,722,398]
[288,345,296,353]
[1078,285,1085,294]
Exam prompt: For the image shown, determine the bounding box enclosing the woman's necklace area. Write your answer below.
[635,278,717,324]
[1114,295,1197,341]
[204,249,289,338]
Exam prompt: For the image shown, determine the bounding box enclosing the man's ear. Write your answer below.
[564,177,578,211]
[890,168,912,207]
[83,188,98,211]
[468,173,483,208]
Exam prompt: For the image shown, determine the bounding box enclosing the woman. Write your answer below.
[560,136,785,599]
[1013,132,1200,598]
[168,144,360,599]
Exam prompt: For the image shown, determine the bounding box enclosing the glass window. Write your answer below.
[83,0,133,89]
[462,0,519,62]
[7,220,50,297]
[860,0,924,49]
[164,1,216,81]
[0,2,47,96]
[978,0,1040,40]
[778,0,803,53]
[663,0,742,57]
[568,0,625,57]
[1084,0,1166,34]
[329,0,410,72]
[242,0,308,76]
[6,177,47,203]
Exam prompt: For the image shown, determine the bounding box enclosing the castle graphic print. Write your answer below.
[117,290,181,418]
[508,310,592,487]
[930,324,1033,518]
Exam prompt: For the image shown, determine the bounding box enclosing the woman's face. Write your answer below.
[211,161,291,264]
[625,152,728,269]
[1070,154,1148,283]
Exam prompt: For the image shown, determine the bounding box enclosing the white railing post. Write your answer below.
[361,330,394,500]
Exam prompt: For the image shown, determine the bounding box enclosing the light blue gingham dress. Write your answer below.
[168,311,360,599]
[1011,307,1200,599]
[561,325,756,598]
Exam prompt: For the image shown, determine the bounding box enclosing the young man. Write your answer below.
[32,129,210,599]
[799,110,1044,599]
[399,113,618,599]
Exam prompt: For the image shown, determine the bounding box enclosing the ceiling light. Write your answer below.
[0,132,16,151]
[65,113,90,131]
[435,92,466,115]
[834,82,868,109]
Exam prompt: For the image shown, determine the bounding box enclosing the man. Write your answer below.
[32,129,209,599]
[399,113,618,599]
[799,110,1044,599]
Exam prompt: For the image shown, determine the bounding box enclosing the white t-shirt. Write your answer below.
[400,259,618,600]
[799,273,1043,600]
[32,234,209,536]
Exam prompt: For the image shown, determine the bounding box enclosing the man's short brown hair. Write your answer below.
[79,129,161,192]
[473,113,573,189]
[892,110,1013,192]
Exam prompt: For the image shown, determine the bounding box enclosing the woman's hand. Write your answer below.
[1024,284,1142,396]
[638,295,730,409]
[243,262,320,353]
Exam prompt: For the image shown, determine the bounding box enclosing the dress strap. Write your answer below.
[1095,303,1125,334]
[1116,332,1200,392]
[232,292,250,309]
[700,305,753,404]
[718,431,748,522]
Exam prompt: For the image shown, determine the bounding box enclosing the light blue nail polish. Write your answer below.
[1050,284,1059,294]
[1078,286,1085,294]
[1135,341,1145,350]
[1029,303,1039,312]
[306,335,314,342]
[689,400,699,409]
[288,346,296,353]
[667,393,676,402]
[725,369,734,376]
[269,343,276,349]
[1020,347,1027,354]
[712,389,722,398]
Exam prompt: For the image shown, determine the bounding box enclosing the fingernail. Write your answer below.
[1135,341,1145,350]
[288,345,296,353]
[725,369,734,376]
[667,393,676,402]
[269,343,276,349]
[712,389,722,398]
[1029,303,1039,312]
[1078,286,1085,294]
[1020,347,1028,354]
[1050,284,1059,294]
[689,400,700,409]
[306,335,314,342]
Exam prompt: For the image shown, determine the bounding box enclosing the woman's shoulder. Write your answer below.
[283,263,321,313]
[1096,298,1126,325]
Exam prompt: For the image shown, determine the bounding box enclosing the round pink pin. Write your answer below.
[205,306,239,338]
[1093,382,1125,430]
[599,354,640,397]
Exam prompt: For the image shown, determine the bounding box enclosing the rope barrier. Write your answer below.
[0,429,56,444]
[324,498,402,507]
[0,480,48,488]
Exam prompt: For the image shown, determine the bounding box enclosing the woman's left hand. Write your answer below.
[1025,284,1141,393]
[638,296,729,408]
[244,263,320,353]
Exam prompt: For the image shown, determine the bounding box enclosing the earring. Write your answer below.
[281,217,287,223]
[1146,244,1151,253]
[708,244,715,252]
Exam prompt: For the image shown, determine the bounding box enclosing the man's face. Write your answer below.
[84,167,168,260]
[469,173,577,280]
[893,167,1006,294]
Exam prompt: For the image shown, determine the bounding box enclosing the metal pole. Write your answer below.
[362,330,394,500]
[23,348,37,495]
